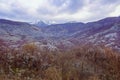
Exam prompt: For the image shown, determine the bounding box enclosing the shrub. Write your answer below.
[0,43,119,80]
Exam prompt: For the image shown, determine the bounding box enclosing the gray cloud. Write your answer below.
[85,0,120,22]
[61,0,84,13]
[50,0,65,6]
[0,0,120,23]
[100,0,120,4]
[49,0,84,13]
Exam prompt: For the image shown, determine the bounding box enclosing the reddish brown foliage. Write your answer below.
[0,44,119,80]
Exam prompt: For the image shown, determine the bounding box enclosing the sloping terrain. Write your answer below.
[0,17,120,51]
[0,17,120,80]
[40,17,120,51]
[0,19,44,47]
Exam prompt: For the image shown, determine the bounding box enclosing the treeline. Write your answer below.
[0,43,120,80]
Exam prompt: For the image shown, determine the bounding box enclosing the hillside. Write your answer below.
[0,17,120,80]
[0,17,120,51]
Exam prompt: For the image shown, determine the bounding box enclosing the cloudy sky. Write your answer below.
[0,0,120,23]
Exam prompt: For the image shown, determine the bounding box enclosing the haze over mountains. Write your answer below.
[0,16,120,51]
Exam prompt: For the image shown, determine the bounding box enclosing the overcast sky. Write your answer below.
[0,0,120,23]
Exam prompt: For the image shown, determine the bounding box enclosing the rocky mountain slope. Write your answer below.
[0,19,44,47]
[0,17,120,51]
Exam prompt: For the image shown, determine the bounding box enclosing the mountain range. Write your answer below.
[0,16,120,51]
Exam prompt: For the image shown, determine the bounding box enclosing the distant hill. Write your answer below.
[0,17,120,51]
[0,19,44,47]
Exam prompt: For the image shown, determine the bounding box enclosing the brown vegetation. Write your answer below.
[0,43,120,80]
